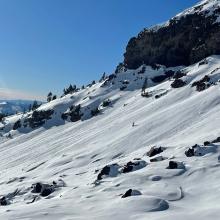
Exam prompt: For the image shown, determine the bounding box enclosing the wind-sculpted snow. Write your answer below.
[1,56,220,219]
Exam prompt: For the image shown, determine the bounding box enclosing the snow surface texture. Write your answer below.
[0,56,220,219]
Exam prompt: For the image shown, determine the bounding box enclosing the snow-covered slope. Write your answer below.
[150,0,220,31]
[0,56,220,219]
[176,0,220,20]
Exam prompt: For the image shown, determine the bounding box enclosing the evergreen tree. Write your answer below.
[99,72,106,82]
[63,84,77,95]
[32,100,39,111]
[28,104,32,112]
[142,77,148,93]
[0,113,6,122]
[47,92,53,102]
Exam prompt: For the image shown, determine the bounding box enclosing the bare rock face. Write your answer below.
[124,3,220,69]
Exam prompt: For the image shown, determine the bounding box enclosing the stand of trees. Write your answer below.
[47,92,57,102]
[63,84,78,95]
[29,101,41,111]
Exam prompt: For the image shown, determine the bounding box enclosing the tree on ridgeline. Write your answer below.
[52,95,57,100]
[63,84,77,95]
[47,92,53,102]
[99,72,106,82]
[31,100,40,111]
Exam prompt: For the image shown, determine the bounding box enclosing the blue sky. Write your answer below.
[0,0,199,100]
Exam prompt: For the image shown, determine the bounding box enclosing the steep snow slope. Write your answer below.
[0,56,220,219]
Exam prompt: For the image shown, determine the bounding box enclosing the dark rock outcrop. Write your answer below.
[167,161,178,169]
[97,166,111,180]
[34,182,43,193]
[121,189,132,198]
[97,164,119,180]
[41,187,54,197]
[185,148,195,157]
[121,160,147,173]
[171,79,186,88]
[185,144,216,157]
[102,99,111,107]
[212,137,220,143]
[124,7,220,69]
[121,161,136,173]
[0,197,8,206]
[167,161,185,169]
[91,108,100,116]
[204,141,211,146]
[150,156,166,162]
[121,189,142,198]
[147,146,164,157]
[31,180,64,198]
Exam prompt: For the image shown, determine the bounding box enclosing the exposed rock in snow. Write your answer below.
[150,156,167,163]
[167,161,185,169]
[97,164,120,180]
[121,189,142,198]
[121,159,147,173]
[147,146,165,157]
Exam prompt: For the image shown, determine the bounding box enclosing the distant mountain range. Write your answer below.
[0,100,40,115]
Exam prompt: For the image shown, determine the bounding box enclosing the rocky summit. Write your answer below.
[124,0,220,69]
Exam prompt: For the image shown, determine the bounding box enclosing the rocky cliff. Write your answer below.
[124,0,220,69]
